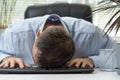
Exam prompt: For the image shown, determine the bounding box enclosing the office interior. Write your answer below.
[0,0,120,79]
[0,0,120,39]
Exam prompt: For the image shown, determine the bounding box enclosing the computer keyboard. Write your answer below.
[0,66,94,74]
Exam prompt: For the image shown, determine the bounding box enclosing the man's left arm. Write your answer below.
[88,27,117,68]
[68,26,116,68]
[67,19,116,68]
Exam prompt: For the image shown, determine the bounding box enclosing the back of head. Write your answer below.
[36,26,75,68]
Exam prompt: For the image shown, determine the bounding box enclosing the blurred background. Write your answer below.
[0,0,120,38]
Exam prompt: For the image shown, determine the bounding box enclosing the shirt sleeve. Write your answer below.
[71,19,117,68]
[72,19,110,57]
[89,26,116,68]
[0,26,15,62]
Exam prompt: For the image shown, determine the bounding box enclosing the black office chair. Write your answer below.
[24,3,92,23]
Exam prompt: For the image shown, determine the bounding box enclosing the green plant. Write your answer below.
[93,0,120,36]
[0,0,17,29]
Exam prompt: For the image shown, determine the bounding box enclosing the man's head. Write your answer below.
[32,25,75,68]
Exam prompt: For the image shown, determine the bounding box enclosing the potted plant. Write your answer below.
[0,0,17,31]
[93,0,120,36]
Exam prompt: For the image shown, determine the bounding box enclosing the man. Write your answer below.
[0,14,116,68]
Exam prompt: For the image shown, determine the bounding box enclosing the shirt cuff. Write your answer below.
[89,55,100,68]
[0,53,11,63]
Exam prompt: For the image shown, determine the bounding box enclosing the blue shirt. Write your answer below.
[0,14,116,67]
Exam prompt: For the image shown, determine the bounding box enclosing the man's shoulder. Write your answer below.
[8,17,43,32]
[62,17,97,33]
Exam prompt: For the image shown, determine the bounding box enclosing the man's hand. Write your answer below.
[0,56,30,68]
[67,58,94,68]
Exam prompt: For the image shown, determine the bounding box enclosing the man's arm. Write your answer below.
[89,27,116,68]
[0,28,15,62]
[67,18,116,68]
[0,27,30,68]
[68,26,115,68]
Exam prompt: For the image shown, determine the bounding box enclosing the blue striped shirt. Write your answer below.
[0,14,116,67]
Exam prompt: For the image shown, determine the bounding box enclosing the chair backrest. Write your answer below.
[24,3,92,22]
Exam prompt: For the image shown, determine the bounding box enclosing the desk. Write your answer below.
[0,69,120,80]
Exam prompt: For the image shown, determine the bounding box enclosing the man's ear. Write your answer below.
[36,29,41,37]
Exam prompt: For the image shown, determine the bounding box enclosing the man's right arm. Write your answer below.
[0,27,30,68]
[0,27,15,62]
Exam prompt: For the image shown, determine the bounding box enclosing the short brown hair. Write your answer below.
[36,26,75,68]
